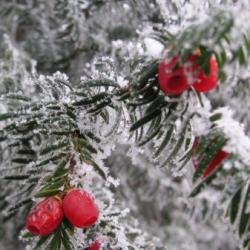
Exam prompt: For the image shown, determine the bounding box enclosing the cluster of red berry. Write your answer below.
[158,52,229,176]
[26,189,105,249]
[25,53,222,249]
[158,54,218,96]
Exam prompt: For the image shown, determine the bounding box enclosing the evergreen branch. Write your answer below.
[226,179,250,249]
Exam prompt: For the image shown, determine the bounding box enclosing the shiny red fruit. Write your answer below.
[158,54,218,96]
[189,55,218,93]
[63,189,99,228]
[192,138,230,178]
[158,56,189,96]
[88,241,101,250]
[26,197,63,236]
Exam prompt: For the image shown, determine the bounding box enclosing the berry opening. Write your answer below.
[168,75,184,88]
[165,74,189,95]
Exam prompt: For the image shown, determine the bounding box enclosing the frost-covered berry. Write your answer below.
[26,197,63,236]
[158,56,189,96]
[192,138,230,178]
[63,189,99,228]
[190,56,218,93]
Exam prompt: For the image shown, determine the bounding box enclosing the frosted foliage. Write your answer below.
[108,145,239,250]
[0,1,250,250]
[51,155,156,249]
[210,72,250,135]
[212,108,250,164]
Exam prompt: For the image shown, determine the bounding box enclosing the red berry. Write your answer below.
[189,56,218,93]
[63,189,99,228]
[88,241,101,250]
[158,56,189,96]
[192,138,230,178]
[88,240,113,250]
[158,54,218,96]
[26,197,63,236]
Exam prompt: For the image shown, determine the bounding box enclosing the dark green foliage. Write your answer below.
[192,135,228,182]
[189,133,229,197]
[226,180,250,249]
